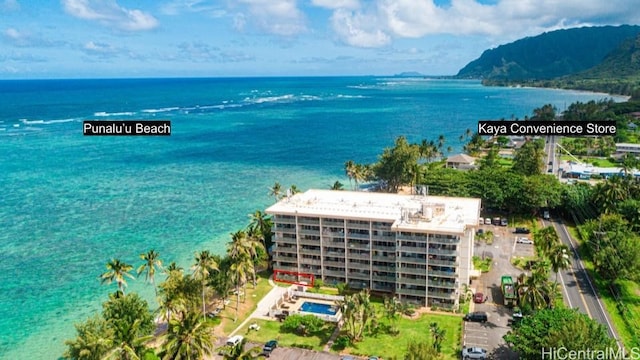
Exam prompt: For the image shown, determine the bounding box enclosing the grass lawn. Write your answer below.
[344,313,462,360]
[218,272,276,335]
[235,318,335,352]
[565,224,640,349]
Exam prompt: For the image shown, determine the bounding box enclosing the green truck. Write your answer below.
[501,275,517,307]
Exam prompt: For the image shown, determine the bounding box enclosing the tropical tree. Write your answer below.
[383,296,402,335]
[534,226,559,258]
[512,139,545,176]
[160,310,216,360]
[137,249,163,298]
[518,273,548,311]
[101,292,155,360]
[63,315,114,360]
[228,230,264,287]
[429,322,446,353]
[373,136,420,192]
[229,258,250,322]
[548,244,571,283]
[330,180,344,190]
[338,289,377,342]
[504,308,615,360]
[592,175,629,215]
[248,210,273,251]
[157,269,200,322]
[344,160,356,190]
[269,182,282,202]
[100,259,135,295]
[191,251,219,320]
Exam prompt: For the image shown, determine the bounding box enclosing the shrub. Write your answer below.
[332,335,350,350]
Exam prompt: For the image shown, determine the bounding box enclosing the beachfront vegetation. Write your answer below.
[63,210,268,360]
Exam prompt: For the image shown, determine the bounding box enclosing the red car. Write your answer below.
[473,292,485,303]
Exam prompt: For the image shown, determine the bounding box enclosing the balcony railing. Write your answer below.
[427,258,458,267]
[396,288,427,297]
[347,252,371,260]
[427,248,457,256]
[429,290,457,300]
[397,267,427,276]
[299,258,322,266]
[429,236,460,244]
[298,248,321,255]
[429,270,458,278]
[346,232,370,240]
[347,272,371,280]
[399,277,427,286]
[428,280,457,289]
[347,242,370,250]
[275,265,299,272]
[324,269,346,277]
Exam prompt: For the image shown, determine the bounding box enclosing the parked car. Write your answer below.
[463,312,488,322]
[476,228,484,235]
[543,210,550,220]
[492,217,501,225]
[517,237,534,244]
[462,346,487,359]
[500,218,508,226]
[368,357,380,360]
[262,340,278,357]
[485,218,491,225]
[478,218,484,225]
[514,227,530,234]
[473,292,485,304]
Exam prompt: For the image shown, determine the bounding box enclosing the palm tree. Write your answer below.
[160,310,216,360]
[248,210,273,250]
[549,244,571,283]
[228,230,264,287]
[137,249,163,298]
[534,226,559,258]
[191,251,219,321]
[269,182,282,202]
[518,273,548,311]
[344,160,355,190]
[103,318,154,360]
[230,259,249,322]
[429,322,446,353]
[330,180,344,190]
[100,259,135,295]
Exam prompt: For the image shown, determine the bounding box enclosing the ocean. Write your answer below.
[0,77,622,359]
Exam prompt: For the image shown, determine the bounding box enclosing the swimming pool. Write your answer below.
[300,301,338,315]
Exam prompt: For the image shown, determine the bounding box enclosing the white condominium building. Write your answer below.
[266,189,481,309]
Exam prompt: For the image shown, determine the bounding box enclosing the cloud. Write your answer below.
[234,0,307,36]
[323,0,640,48]
[2,27,63,47]
[62,0,159,31]
[1,0,20,11]
[330,9,391,48]
[82,40,120,57]
[160,0,227,17]
[311,0,360,10]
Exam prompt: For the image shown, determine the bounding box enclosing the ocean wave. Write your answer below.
[19,118,78,125]
[336,94,368,99]
[141,107,180,113]
[93,111,136,117]
[244,94,295,104]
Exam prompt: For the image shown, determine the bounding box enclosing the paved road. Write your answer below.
[545,217,623,348]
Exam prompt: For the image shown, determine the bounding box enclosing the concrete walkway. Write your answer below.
[228,276,288,337]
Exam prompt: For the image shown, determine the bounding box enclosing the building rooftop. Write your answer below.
[266,189,481,235]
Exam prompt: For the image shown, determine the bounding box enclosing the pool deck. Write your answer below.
[281,296,337,314]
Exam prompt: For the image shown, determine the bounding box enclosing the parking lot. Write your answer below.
[465,218,532,359]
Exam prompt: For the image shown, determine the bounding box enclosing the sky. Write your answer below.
[2,0,640,79]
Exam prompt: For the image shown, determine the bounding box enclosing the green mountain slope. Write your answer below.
[456,25,640,80]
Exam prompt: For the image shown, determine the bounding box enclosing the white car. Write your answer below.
[462,347,487,359]
[517,237,534,244]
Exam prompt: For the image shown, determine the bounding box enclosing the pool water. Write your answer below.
[300,301,338,315]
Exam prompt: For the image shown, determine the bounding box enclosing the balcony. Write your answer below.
[324,269,346,277]
[272,253,298,262]
[428,280,457,289]
[371,265,395,273]
[346,232,370,240]
[275,265,299,272]
[298,217,320,225]
[325,250,346,257]
[371,244,395,252]
[321,219,344,227]
[396,288,427,297]
[299,238,320,246]
[428,269,458,278]
[276,237,297,245]
[347,252,371,260]
[372,283,395,292]
[399,277,427,286]
[372,255,396,262]
[299,258,322,266]
[299,248,321,256]
[298,228,321,236]
[396,234,428,242]
[397,256,427,265]
[398,244,428,253]
[429,236,460,245]
[427,248,457,256]
[348,271,371,280]
[396,267,427,276]
[372,273,396,281]
[429,290,457,300]
[347,242,370,251]
[427,258,458,267]
[323,260,345,268]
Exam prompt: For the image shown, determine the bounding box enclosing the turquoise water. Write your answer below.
[0,77,620,359]
[300,302,338,316]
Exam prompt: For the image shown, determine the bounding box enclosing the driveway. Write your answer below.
[468,221,521,359]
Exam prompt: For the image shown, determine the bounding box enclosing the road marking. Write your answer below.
[554,221,591,318]
[558,269,573,309]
